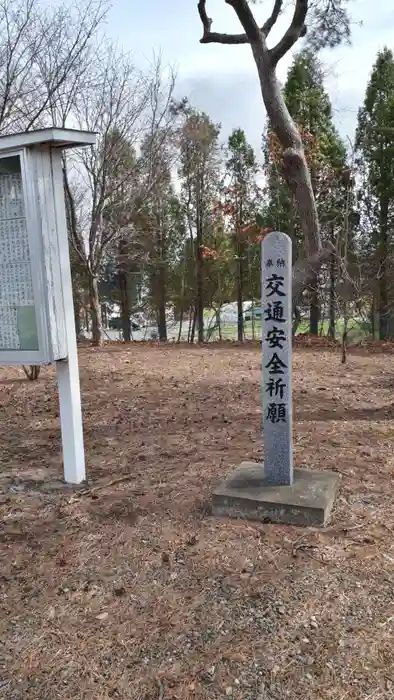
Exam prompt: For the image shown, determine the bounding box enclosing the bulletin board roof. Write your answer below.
[0,128,96,153]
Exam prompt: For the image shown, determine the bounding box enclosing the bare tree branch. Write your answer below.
[197,0,212,36]
[224,0,262,40]
[198,0,249,44]
[262,0,283,37]
[270,0,308,64]
[66,49,177,277]
[63,158,88,267]
[0,0,108,134]
[28,0,107,130]
[197,0,282,46]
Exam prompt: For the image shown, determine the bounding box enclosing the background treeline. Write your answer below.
[2,0,394,345]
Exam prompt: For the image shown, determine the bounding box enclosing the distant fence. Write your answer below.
[81,311,374,345]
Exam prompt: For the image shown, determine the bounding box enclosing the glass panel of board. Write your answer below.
[0,155,39,351]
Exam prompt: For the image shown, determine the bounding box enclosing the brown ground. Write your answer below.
[1,344,394,700]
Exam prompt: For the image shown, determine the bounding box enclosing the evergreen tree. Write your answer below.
[177,104,221,342]
[356,47,394,340]
[224,128,259,341]
[134,133,185,341]
[97,129,139,342]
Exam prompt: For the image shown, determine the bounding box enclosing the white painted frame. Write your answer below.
[28,146,67,361]
[0,128,96,367]
[51,148,86,483]
[0,148,52,365]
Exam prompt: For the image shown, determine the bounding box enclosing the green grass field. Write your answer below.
[203,314,370,342]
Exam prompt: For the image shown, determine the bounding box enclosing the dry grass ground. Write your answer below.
[1,344,394,699]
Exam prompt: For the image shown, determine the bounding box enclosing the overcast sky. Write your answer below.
[105,0,394,154]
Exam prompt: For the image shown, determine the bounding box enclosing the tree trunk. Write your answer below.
[88,272,103,346]
[319,312,325,337]
[217,307,222,340]
[379,263,388,340]
[157,262,167,341]
[371,296,376,340]
[157,308,167,341]
[85,306,90,332]
[190,306,197,344]
[292,305,301,336]
[328,249,336,339]
[341,301,348,364]
[237,239,245,342]
[378,200,389,340]
[119,269,131,341]
[251,41,330,306]
[248,243,256,340]
[196,238,204,344]
[157,294,167,342]
[101,305,108,329]
[74,296,82,337]
[177,299,185,342]
[177,313,183,343]
[251,299,255,340]
[309,274,319,335]
[177,243,188,342]
[23,365,41,380]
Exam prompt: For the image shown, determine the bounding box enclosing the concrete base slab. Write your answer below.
[212,462,340,527]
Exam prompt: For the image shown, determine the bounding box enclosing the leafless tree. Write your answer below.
[196,0,351,307]
[0,0,107,134]
[64,49,177,345]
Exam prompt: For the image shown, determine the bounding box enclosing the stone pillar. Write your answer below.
[212,230,340,527]
[261,231,293,486]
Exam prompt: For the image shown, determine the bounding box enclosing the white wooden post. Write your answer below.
[52,149,86,484]
[56,358,85,483]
